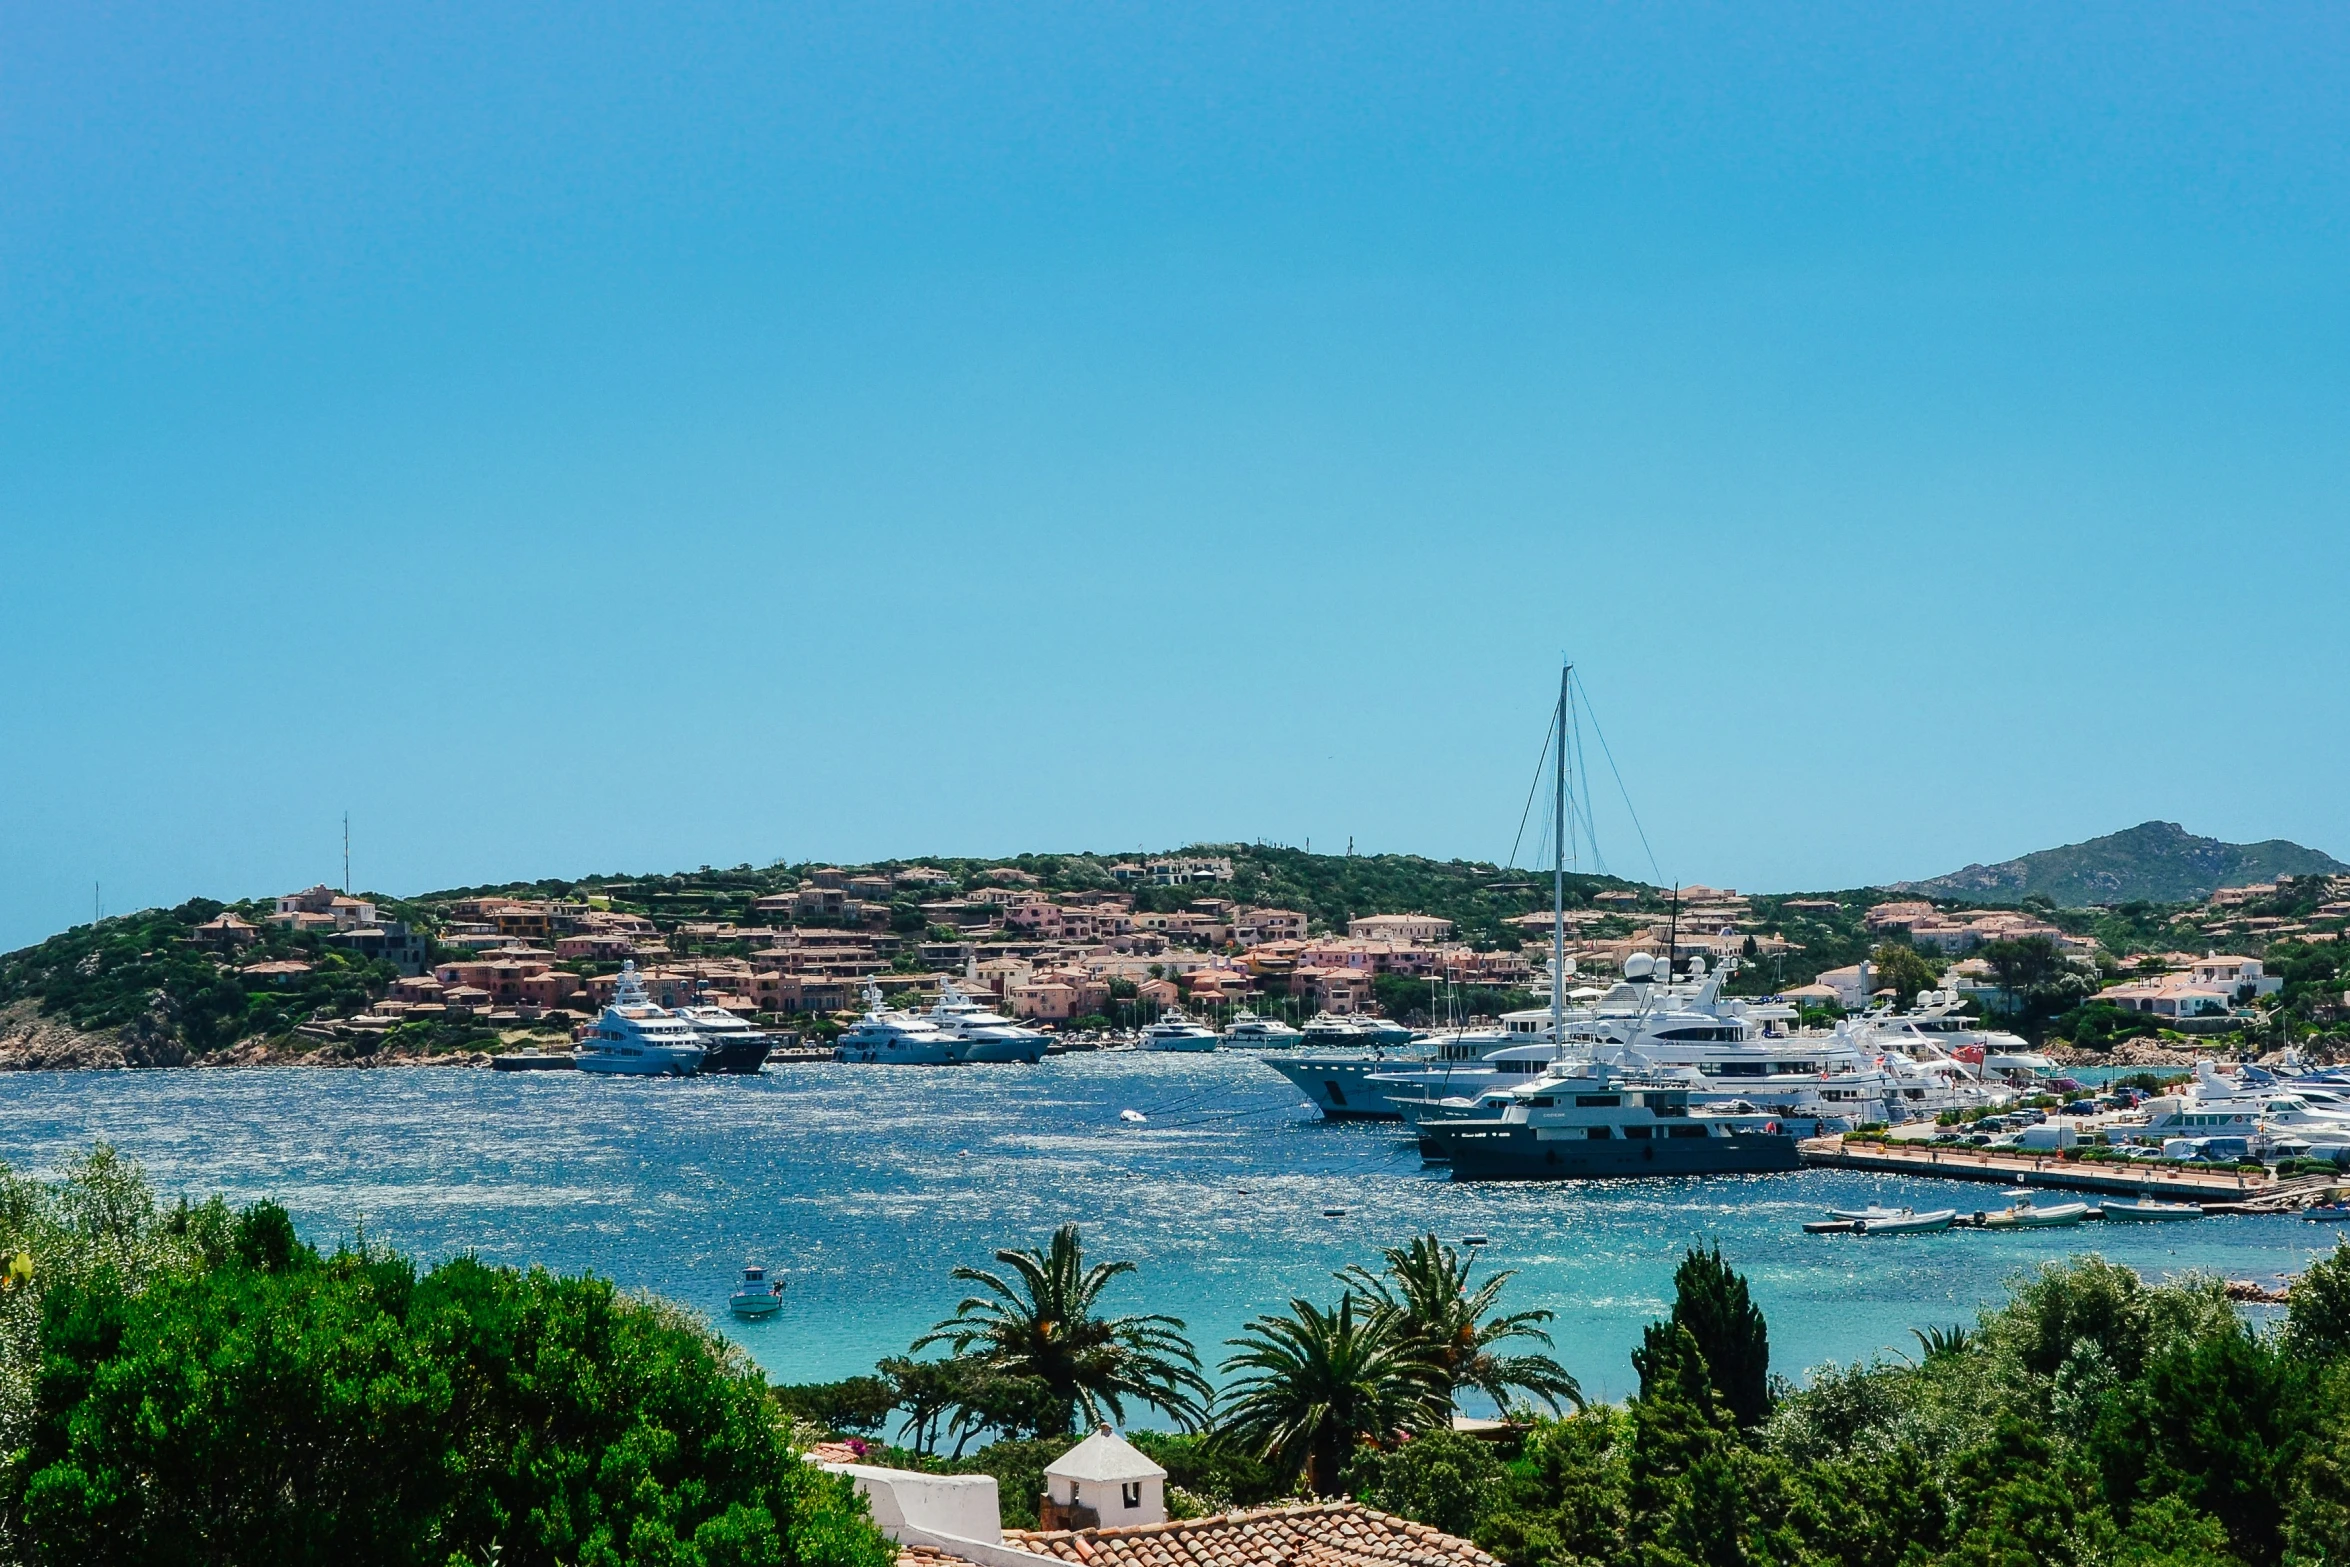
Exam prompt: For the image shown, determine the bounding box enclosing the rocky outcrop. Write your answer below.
[0,999,147,1070]
[0,999,492,1070]
[2044,1038,2202,1067]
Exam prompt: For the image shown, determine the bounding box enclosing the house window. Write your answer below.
[1122,1482,1143,1509]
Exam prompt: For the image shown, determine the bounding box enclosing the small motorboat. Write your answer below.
[2304,1205,2350,1223]
[729,1263,785,1317]
[1463,1234,1490,1246]
[2099,1199,2203,1223]
[1803,1219,1860,1235]
[1322,1207,1348,1218]
[1830,1206,1919,1223]
[1852,1209,1957,1235]
[1982,1200,2090,1229]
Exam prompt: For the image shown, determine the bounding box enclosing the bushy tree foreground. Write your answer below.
[0,1149,890,1567]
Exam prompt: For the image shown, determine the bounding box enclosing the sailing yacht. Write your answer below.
[925,982,1050,1063]
[577,962,709,1076]
[1264,663,1589,1120]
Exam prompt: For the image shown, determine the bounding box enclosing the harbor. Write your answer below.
[1,1050,2337,1399]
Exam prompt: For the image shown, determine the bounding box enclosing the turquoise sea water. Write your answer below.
[0,1055,2331,1412]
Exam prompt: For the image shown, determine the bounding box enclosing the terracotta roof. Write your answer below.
[805,1440,870,1467]
[900,1546,982,1567]
[1001,1502,1498,1567]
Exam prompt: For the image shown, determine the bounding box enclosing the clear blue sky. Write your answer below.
[4,4,2346,950]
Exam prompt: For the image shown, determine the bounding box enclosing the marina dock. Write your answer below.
[1798,1136,2336,1203]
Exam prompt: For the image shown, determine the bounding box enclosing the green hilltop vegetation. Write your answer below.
[1894,820,2347,908]
[8,841,2350,1062]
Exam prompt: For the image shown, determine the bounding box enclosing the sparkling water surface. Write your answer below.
[0,1055,2330,1411]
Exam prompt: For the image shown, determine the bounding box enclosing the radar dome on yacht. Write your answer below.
[1917,990,1935,1006]
[1688,957,1708,977]
[1624,952,1656,980]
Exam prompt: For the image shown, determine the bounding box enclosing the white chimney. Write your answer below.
[1043,1423,1168,1528]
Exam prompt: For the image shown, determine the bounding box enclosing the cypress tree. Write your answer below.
[1625,1323,1746,1567]
[1656,1244,1771,1430]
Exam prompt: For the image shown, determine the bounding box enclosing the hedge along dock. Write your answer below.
[1796,1136,2324,1203]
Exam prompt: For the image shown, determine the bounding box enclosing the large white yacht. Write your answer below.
[577,963,709,1076]
[925,982,1050,1063]
[834,982,957,1065]
[1138,1009,1219,1052]
[1223,1011,1305,1048]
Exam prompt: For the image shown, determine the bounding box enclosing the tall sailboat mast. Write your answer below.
[1552,662,1568,1041]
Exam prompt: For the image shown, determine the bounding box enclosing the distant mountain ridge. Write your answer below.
[1893,820,2347,907]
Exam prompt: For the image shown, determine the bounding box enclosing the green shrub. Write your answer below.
[1343,1428,1505,1538]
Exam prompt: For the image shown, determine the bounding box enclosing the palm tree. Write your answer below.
[1339,1233,1581,1413]
[1219,1295,1446,1496]
[915,1223,1211,1435]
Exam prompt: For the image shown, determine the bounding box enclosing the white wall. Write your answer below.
[834,1464,1003,1545]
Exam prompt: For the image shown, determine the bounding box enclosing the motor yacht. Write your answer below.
[576,962,709,1076]
[925,982,1050,1063]
[673,1004,776,1074]
[1299,1012,1375,1047]
[1138,1009,1219,1052]
[834,982,957,1064]
[1223,1011,1305,1048]
[2126,1064,2350,1149]
[1418,1066,1802,1181]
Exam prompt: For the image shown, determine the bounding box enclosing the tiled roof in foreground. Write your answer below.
[998,1502,1499,1567]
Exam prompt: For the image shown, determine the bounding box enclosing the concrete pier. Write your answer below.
[1796,1136,2294,1200]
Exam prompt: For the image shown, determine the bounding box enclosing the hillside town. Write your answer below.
[210,862,2350,1051]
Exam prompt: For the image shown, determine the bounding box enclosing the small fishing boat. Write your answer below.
[1982,1200,2090,1229]
[729,1263,785,1318]
[1830,1205,1919,1223]
[1852,1209,1957,1235]
[2099,1199,2203,1222]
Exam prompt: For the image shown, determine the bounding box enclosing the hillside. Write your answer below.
[1893,820,2346,907]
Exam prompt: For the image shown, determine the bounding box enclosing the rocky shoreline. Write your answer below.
[0,1001,494,1071]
